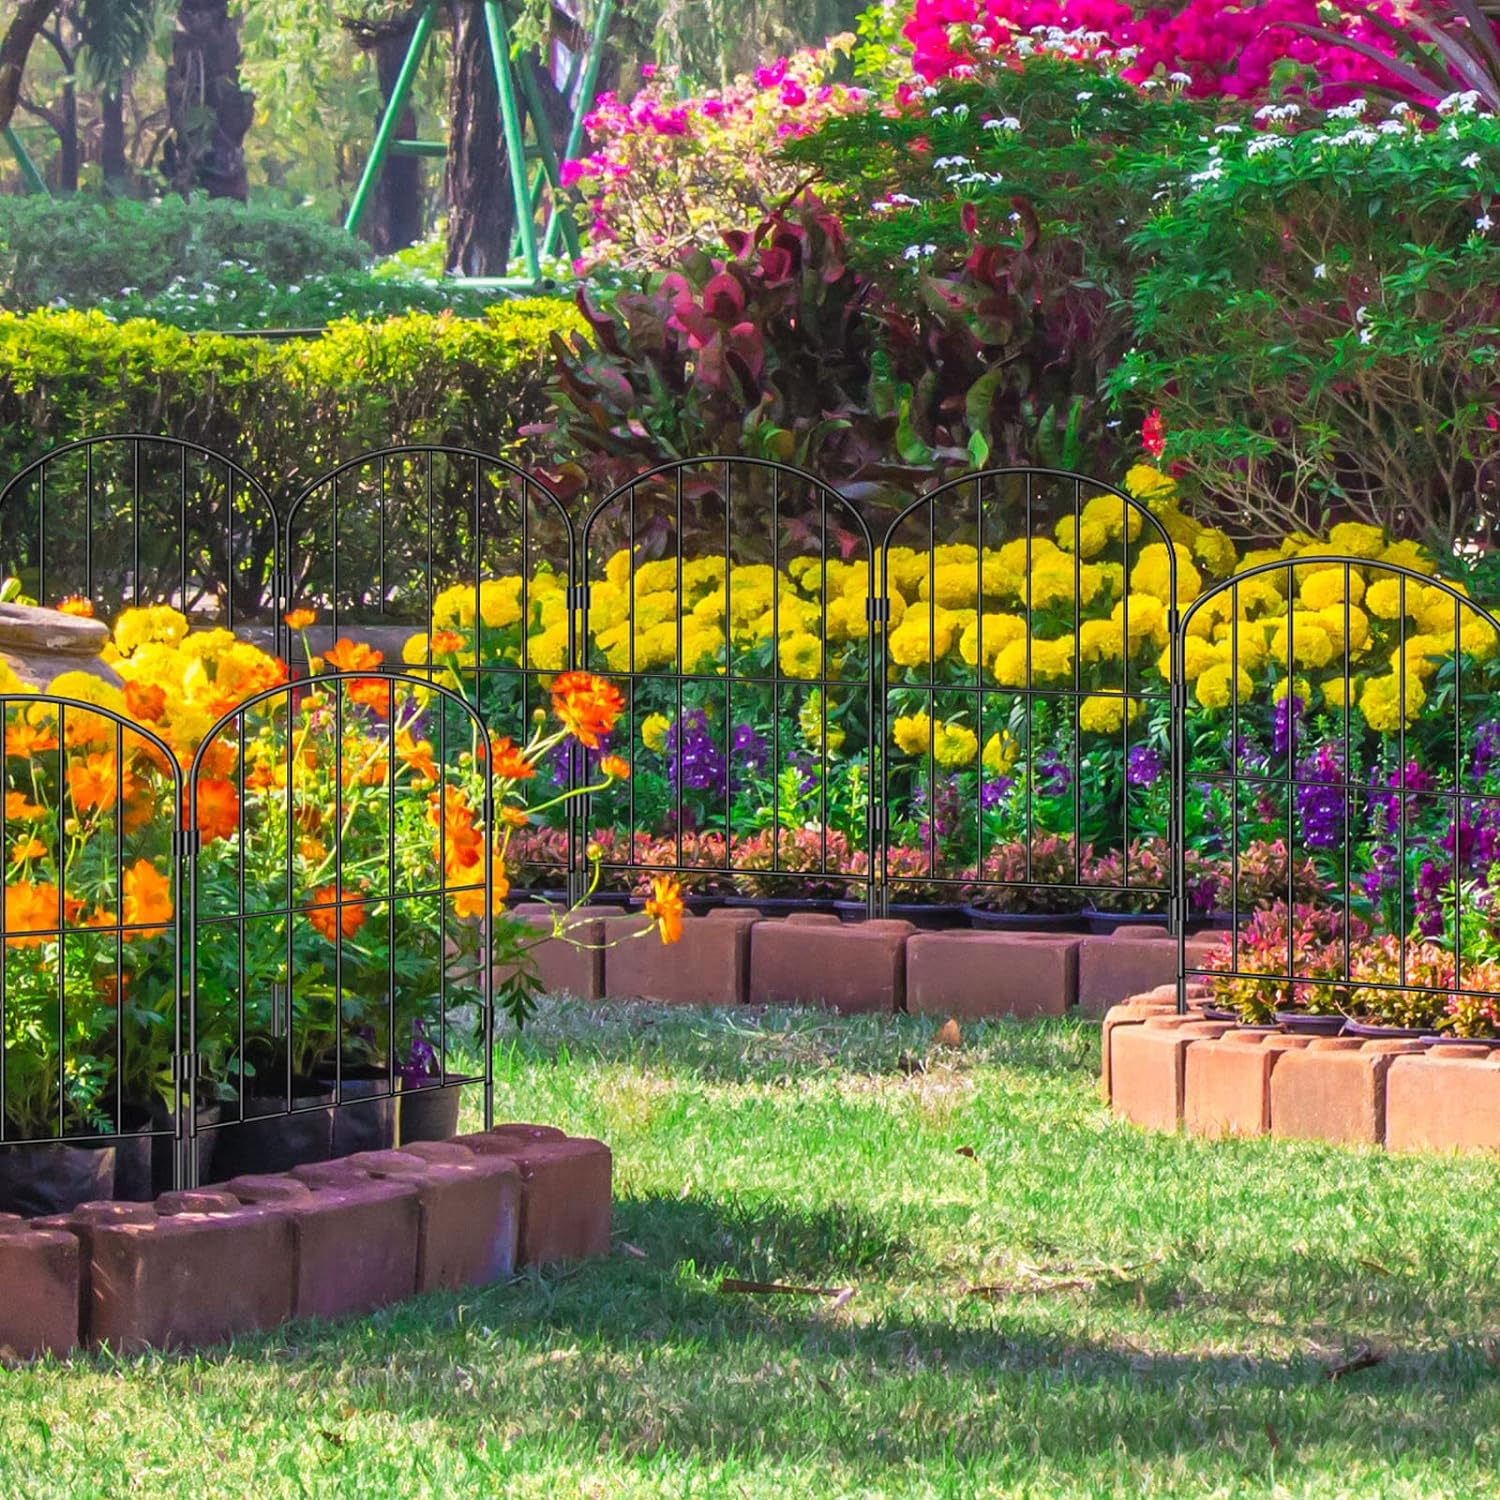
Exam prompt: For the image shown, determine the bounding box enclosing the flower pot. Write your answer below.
[835,899,970,930]
[208,1076,336,1180]
[316,1066,398,1159]
[1424,1033,1500,1049]
[1343,1019,1431,1041]
[398,1081,464,1146]
[1274,1011,1347,1036]
[0,1133,116,1218]
[1200,1005,1240,1023]
[960,905,1089,934]
[1083,909,1169,936]
[145,1100,220,1196]
[109,1106,158,1203]
[722,895,840,917]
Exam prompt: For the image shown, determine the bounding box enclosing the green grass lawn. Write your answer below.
[6,1002,1500,1498]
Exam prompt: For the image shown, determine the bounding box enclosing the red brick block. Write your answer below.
[1184,1033,1312,1139]
[346,1148,520,1289]
[291,1159,373,1190]
[1100,995,1189,1101]
[1077,934,1229,1017]
[396,1140,476,1165]
[227,1176,419,1322]
[1270,1039,1428,1147]
[1385,1050,1500,1154]
[465,1129,612,1265]
[906,932,1077,1019]
[0,1226,80,1359]
[748,918,913,1014]
[1110,1018,1233,1131]
[155,1190,242,1216]
[80,1202,295,1352]
[506,904,607,1000]
[603,910,752,1007]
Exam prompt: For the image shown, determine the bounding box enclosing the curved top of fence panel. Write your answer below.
[0,434,280,633]
[281,445,574,696]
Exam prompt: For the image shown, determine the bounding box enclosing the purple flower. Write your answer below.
[667,710,726,796]
[732,723,767,770]
[1273,695,1303,758]
[1037,751,1071,794]
[1127,746,1162,787]
[1472,721,1500,782]
[399,1021,439,1089]
[1415,858,1450,938]
[1295,744,1345,849]
[980,777,1014,810]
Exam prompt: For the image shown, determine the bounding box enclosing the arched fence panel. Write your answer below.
[1174,558,1500,1030]
[0,435,280,633]
[283,446,575,900]
[880,469,1180,923]
[0,694,182,1213]
[185,670,495,1188]
[578,458,880,910]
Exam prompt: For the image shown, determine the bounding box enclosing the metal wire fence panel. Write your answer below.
[0,695,181,1208]
[578,458,879,907]
[880,469,1179,920]
[1175,558,1500,1030]
[186,671,495,1184]
[282,446,576,898]
[0,435,280,630]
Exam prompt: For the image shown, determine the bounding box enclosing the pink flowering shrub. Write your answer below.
[902,0,1450,107]
[564,42,870,273]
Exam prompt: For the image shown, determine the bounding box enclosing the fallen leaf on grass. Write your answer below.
[319,1430,345,1448]
[1356,1256,1393,1277]
[1484,1337,1500,1368]
[896,1052,927,1076]
[828,1288,858,1312]
[955,1145,977,1159]
[1264,1422,1281,1455]
[934,1018,962,1048]
[719,1278,854,1300]
[619,1243,648,1260]
[1324,1345,1385,1381]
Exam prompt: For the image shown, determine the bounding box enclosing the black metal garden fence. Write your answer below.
[2,431,1499,1196]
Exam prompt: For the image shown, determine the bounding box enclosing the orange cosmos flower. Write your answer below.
[9,836,46,866]
[308,885,368,942]
[599,755,631,782]
[284,608,317,631]
[429,630,466,655]
[429,788,484,879]
[122,858,173,933]
[5,791,44,821]
[396,730,438,784]
[195,778,240,843]
[487,735,535,781]
[123,681,167,723]
[452,870,510,920]
[6,723,58,759]
[5,880,60,946]
[500,805,530,828]
[644,875,685,945]
[324,638,384,673]
[84,906,117,928]
[67,752,118,813]
[57,596,94,618]
[550,671,624,749]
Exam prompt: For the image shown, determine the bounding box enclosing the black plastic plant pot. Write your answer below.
[1083,909,1170,936]
[1200,1005,1240,1023]
[398,1081,464,1146]
[144,1100,221,1197]
[109,1106,158,1203]
[1274,1011,1347,1036]
[834,900,970,931]
[960,905,1089,934]
[208,1076,336,1180]
[317,1066,398,1159]
[1424,1033,1500,1049]
[1343,1018,1431,1041]
[722,896,840,917]
[0,1135,116,1218]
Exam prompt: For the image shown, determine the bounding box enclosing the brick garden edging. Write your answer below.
[1104,990,1500,1155]
[0,1125,610,1362]
[521,906,1216,1017]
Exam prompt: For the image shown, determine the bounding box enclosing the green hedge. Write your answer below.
[0,301,586,505]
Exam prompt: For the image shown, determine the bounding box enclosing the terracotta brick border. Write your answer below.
[1105,989,1500,1157]
[0,1123,608,1362]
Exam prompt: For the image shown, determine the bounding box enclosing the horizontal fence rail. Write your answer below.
[1,434,1499,1182]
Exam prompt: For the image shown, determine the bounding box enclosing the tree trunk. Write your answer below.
[100,86,127,192]
[0,0,61,136]
[162,0,253,200]
[55,61,77,191]
[444,0,514,277]
[364,22,425,254]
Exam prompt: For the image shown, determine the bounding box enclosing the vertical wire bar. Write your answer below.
[770,472,781,879]
[38,462,47,606]
[1343,563,1353,989]
[1024,472,1034,886]
[437,682,449,1097]
[675,468,685,876]
[170,747,184,1188]
[1071,477,1082,889]
[1285,572,1294,991]
[186,746,201,1186]
[55,707,65,1137]
[334,683,345,1112]
[926,488,936,899]
[0,698,8,1142]
[974,479,984,908]
[283,685,295,1117]
[1230,581,1240,971]
[1453,590,1463,997]
[386,679,397,1100]
[85,445,95,605]
[819,480,829,888]
[1398,573,1408,993]
[722,464,733,888]
[237,714,247,1119]
[380,457,389,625]
[114,719,124,1138]
[179,448,188,616]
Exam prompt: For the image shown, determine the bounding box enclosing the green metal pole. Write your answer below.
[483,0,543,286]
[513,53,582,263]
[344,0,439,236]
[3,125,49,197]
[540,0,614,262]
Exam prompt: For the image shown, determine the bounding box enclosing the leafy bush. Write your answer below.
[0,197,369,312]
[0,302,584,506]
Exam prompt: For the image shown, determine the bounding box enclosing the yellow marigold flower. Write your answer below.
[1156,636,1219,683]
[994,536,1062,574]
[1110,594,1169,652]
[0,658,30,695]
[1055,515,1111,558]
[882,548,929,599]
[112,605,188,658]
[432,582,476,629]
[681,625,725,672]
[1320,676,1356,711]
[778,631,821,679]
[477,577,524,629]
[1129,543,1200,607]
[982,730,1020,777]
[1192,528,1238,578]
[603,549,634,589]
[1392,633,1451,681]
[919,562,979,609]
[1237,547,1288,578]
[824,595,867,643]
[1148,499,1201,547]
[1078,694,1139,735]
[892,712,933,756]
[1378,539,1436,575]
[959,612,1026,668]
[888,609,957,668]
[1095,561,1126,599]
[1316,604,1371,656]
[1298,568,1365,612]
[641,713,671,752]
[1458,613,1499,663]
[1083,491,1144,541]
[1360,672,1426,732]
[932,721,979,768]
[527,627,569,671]
[1327,521,1387,558]
[1364,577,1406,620]
[1195,664,1253,710]
[1029,635,1074,682]
[1123,464,1176,503]
[1077,617,1126,666]
[1273,676,1312,705]
[1272,614,1335,670]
